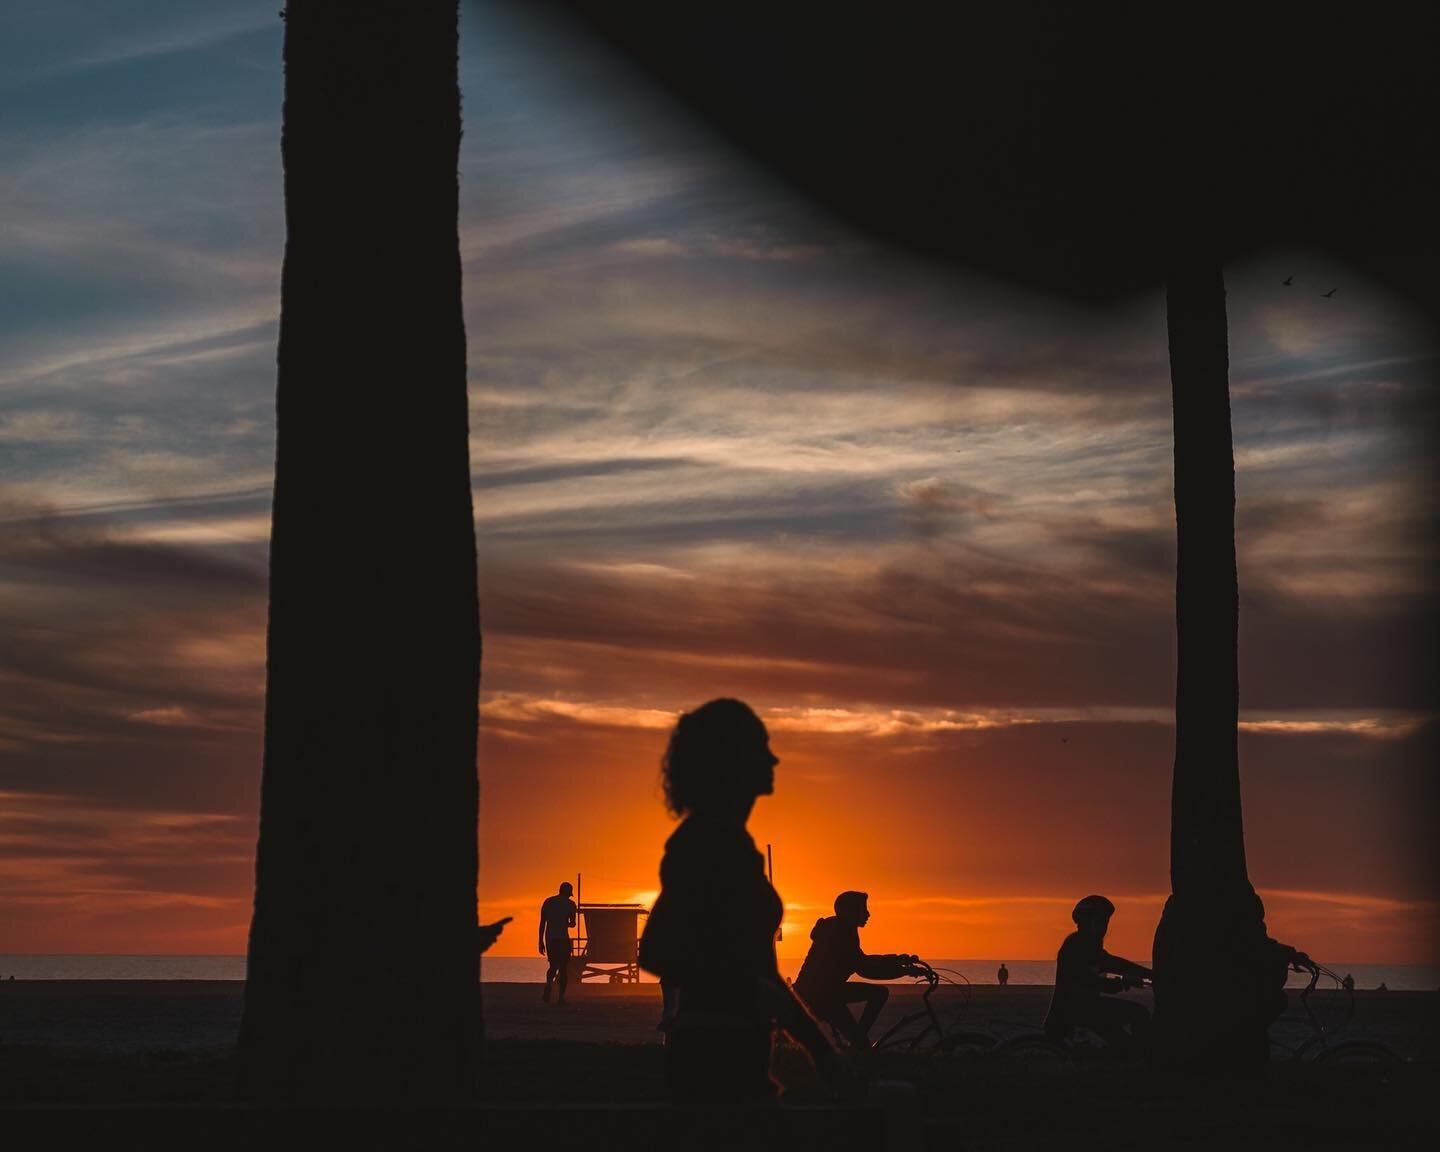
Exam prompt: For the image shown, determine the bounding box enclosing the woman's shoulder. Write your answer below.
[662,817,763,873]
[666,815,758,848]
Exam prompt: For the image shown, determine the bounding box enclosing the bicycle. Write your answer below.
[987,973,1152,1061]
[1269,960,1403,1067]
[988,961,1403,1066]
[868,959,997,1056]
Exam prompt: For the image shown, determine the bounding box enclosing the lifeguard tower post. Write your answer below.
[572,873,648,985]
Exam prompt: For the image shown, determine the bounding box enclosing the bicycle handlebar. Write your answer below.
[1293,956,1354,1042]
[901,958,940,988]
[1295,961,1340,998]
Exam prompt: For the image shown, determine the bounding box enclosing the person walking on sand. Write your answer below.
[997,962,1009,987]
[539,881,577,1004]
[638,698,857,1105]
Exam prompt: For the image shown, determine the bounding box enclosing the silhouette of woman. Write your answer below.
[639,699,850,1105]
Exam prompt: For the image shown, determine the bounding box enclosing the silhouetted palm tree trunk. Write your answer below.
[238,2,481,1102]
[1151,253,1269,1066]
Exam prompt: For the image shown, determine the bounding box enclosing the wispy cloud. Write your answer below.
[0,1,1432,960]
[483,691,1431,743]
[0,5,276,90]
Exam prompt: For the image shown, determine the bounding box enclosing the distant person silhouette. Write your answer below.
[539,881,577,1004]
[794,891,918,1050]
[1341,973,1355,992]
[638,699,855,1105]
[997,962,1010,987]
[1376,981,1388,992]
[1043,895,1152,1056]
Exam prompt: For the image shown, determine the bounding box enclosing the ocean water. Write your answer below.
[2,955,1435,990]
[0,955,248,981]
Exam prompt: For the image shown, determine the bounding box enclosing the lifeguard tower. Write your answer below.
[571,875,648,984]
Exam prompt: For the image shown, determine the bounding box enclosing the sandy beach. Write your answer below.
[2,980,1435,1059]
[3,980,1436,1149]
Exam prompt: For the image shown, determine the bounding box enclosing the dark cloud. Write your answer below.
[1,0,1433,957]
[897,478,1001,539]
[1,520,265,595]
[479,550,1175,710]
[479,531,1434,719]
[1239,593,1437,711]
[1043,519,1176,581]
[474,456,694,490]
[0,496,265,816]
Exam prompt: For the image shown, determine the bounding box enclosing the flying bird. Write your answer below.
[1282,275,1294,286]
[1322,288,1337,298]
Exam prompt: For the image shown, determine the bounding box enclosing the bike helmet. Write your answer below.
[1071,894,1115,923]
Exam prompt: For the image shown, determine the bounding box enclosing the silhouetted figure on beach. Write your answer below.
[794,891,918,1050]
[997,962,1009,987]
[1043,895,1152,1057]
[539,882,577,1004]
[638,699,855,1105]
[1244,893,1314,1036]
[1341,973,1355,992]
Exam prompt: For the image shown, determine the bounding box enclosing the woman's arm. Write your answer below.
[758,977,862,1098]
[758,976,827,1053]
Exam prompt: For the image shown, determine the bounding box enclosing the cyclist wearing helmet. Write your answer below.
[1043,894,1152,1056]
[794,891,919,1049]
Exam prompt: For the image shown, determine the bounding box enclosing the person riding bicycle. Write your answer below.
[794,891,919,1049]
[1256,907,1315,1029]
[1043,894,1152,1057]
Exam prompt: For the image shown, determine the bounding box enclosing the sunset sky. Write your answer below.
[1,2,1436,966]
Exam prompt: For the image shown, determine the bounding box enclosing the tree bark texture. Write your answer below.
[1166,257,1246,894]
[1152,255,1270,1067]
[239,1,481,1103]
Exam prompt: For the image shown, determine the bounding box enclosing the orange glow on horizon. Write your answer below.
[2,704,1434,966]
[472,705,1440,969]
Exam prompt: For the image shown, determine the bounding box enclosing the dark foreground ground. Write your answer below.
[2,982,1436,1149]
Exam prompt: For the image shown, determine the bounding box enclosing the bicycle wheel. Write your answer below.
[939,1029,996,1056]
[1311,1039,1404,1068]
[872,1020,936,1055]
[992,1033,1068,1061]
